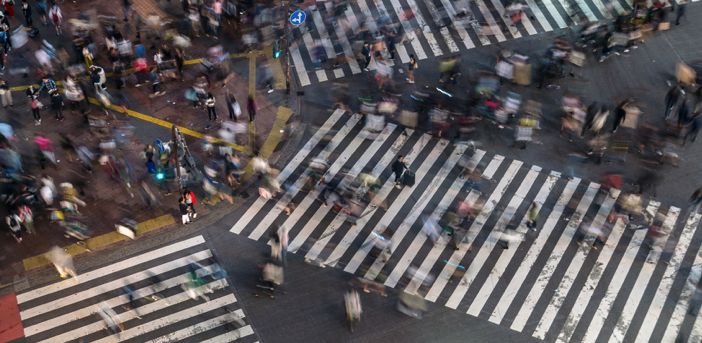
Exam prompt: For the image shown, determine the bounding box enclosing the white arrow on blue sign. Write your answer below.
[290,10,306,25]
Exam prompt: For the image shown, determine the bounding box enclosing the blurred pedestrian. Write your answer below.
[35,0,46,25]
[392,155,407,189]
[6,211,22,243]
[612,99,630,133]
[122,0,132,21]
[48,4,61,35]
[50,91,64,121]
[664,83,682,120]
[30,96,40,125]
[0,78,11,108]
[184,189,197,220]
[179,196,191,225]
[684,114,701,145]
[3,0,14,19]
[675,0,687,26]
[226,90,240,121]
[361,42,371,71]
[206,92,217,120]
[21,0,31,26]
[247,95,256,123]
[47,246,78,281]
[526,201,539,231]
[406,54,416,83]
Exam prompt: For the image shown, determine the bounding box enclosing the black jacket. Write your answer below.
[51,94,63,110]
[392,160,406,174]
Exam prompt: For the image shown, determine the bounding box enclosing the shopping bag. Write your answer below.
[658,22,670,31]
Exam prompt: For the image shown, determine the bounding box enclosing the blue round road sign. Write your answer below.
[290,10,306,25]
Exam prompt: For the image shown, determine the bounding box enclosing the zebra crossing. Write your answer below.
[232,109,702,342]
[290,0,637,87]
[16,236,258,343]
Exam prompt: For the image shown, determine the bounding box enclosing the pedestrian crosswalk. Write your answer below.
[289,0,634,87]
[16,236,258,343]
[232,109,702,343]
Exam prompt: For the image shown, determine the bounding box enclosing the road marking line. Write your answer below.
[447,163,537,308]
[302,31,329,83]
[20,250,212,321]
[474,0,507,42]
[403,150,485,293]
[16,236,205,303]
[333,12,362,74]
[384,146,481,288]
[542,0,569,28]
[533,189,621,339]
[198,325,255,343]
[510,183,601,331]
[488,178,580,323]
[370,0,410,63]
[525,0,554,31]
[387,0,428,59]
[437,0,479,47]
[289,41,312,87]
[343,137,448,274]
[230,109,344,235]
[36,278,229,343]
[311,130,416,264]
[24,265,220,337]
[578,201,661,343]
[488,0,523,38]
[405,0,444,56]
[633,209,695,343]
[144,312,251,343]
[311,9,338,60]
[288,124,395,253]
[467,171,560,316]
[421,0,460,53]
[91,294,238,343]
[424,155,504,302]
[442,159,524,309]
[247,115,360,241]
[605,207,680,343]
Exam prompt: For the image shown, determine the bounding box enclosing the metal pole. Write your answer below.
[172,125,182,191]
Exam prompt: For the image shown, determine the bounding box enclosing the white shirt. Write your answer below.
[153,53,162,65]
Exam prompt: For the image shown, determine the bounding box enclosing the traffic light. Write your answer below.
[273,40,280,59]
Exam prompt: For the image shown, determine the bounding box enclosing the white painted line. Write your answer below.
[333,68,345,78]
[467,171,560,316]
[198,325,255,343]
[17,236,205,303]
[302,32,329,83]
[355,0,391,68]
[91,294,238,343]
[38,279,230,343]
[343,7,361,36]
[324,134,431,267]
[333,12,362,74]
[487,178,579,323]
[144,313,251,343]
[387,0,428,59]
[231,109,344,235]
[633,210,697,343]
[343,138,449,274]
[606,207,681,343]
[576,201,661,343]
[24,265,220,337]
[448,163,536,307]
[278,123,368,247]
[540,0,568,28]
[288,125,395,253]
[289,42,312,87]
[306,128,412,261]
[555,216,628,343]
[489,0,523,38]
[589,0,613,19]
[518,10,538,35]
[533,188,621,339]
[524,0,554,31]
[444,160,527,309]
[689,286,702,342]
[510,183,600,331]
[311,10,337,60]
[421,0,460,53]
[20,250,212,321]
[425,155,505,303]
[659,243,702,343]
[370,0,409,63]
[247,115,360,241]
[474,0,507,42]
[439,0,479,47]
[403,150,486,293]
[374,144,471,285]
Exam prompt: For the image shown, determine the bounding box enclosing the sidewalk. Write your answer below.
[0,0,297,286]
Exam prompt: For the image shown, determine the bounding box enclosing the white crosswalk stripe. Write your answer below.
[229,118,702,343]
[289,0,638,87]
[17,236,258,343]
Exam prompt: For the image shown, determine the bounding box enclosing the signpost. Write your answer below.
[290,10,306,26]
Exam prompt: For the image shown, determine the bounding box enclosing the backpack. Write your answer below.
[52,11,59,23]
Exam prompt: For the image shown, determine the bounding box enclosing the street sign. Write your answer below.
[290,10,306,25]
[155,139,165,152]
